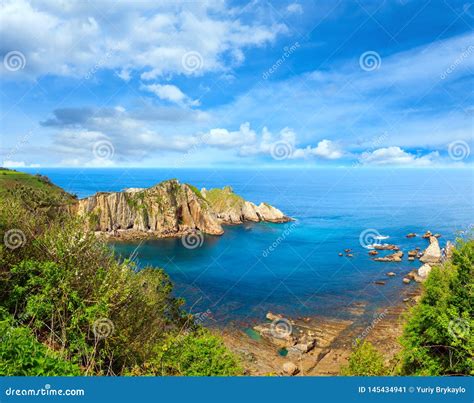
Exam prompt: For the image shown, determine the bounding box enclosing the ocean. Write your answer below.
[21,167,474,326]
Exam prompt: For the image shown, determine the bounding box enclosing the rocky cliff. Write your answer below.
[77,180,290,238]
[201,186,290,224]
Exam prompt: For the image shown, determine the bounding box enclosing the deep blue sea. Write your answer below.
[21,168,474,326]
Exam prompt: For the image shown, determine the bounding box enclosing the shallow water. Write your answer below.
[21,167,474,325]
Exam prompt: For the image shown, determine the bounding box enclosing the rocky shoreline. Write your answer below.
[220,285,421,376]
[220,229,451,376]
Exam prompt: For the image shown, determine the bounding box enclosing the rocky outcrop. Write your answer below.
[420,236,442,263]
[201,186,291,224]
[417,263,432,280]
[373,251,403,262]
[373,244,399,251]
[77,180,289,238]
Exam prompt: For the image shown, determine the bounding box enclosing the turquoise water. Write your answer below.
[21,168,474,325]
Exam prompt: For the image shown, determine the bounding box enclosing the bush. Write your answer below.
[399,240,474,375]
[0,189,239,376]
[0,310,80,376]
[150,330,242,376]
[341,340,388,376]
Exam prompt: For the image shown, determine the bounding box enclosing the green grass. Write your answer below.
[0,169,76,208]
[204,187,245,211]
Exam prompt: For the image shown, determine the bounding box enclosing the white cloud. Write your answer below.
[359,147,440,166]
[2,160,40,167]
[0,0,287,79]
[141,83,199,106]
[292,139,343,159]
[203,122,257,148]
[287,3,303,14]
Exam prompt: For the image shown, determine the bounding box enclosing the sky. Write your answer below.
[0,0,473,168]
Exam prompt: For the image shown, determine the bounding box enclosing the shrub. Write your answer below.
[150,329,242,376]
[341,340,388,376]
[399,240,474,375]
[0,310,81,376]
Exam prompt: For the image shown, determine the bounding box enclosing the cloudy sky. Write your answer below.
[0,0,472,168]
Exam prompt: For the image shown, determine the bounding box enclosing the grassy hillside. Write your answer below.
[0,168,76,209]
[204,186,245,211]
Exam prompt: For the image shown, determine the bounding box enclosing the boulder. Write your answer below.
[408,250,418,257]
[282,362,299,376]
[368,250,378,256]
[419,236,441,263]
[422,231,432,239]
[417,263,432,280]
[386,272,396,277]
[444,241,455,259]
[373,251,403,262]
[266,312,282,321]
[406,233,417,238]
[403,278,411,284]
[374,244,399,250]
[288,337,316,354]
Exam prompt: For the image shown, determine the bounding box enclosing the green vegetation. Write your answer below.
[204,186,245,211]
[341,340,388,376]
[399,239,473,375]
[0,309,81,376]
[0,170,241,376]
[343,239,473,376]
[186,184,205,200]
[0,168,76,212]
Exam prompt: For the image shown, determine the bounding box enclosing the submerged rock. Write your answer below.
[406,233,417,238]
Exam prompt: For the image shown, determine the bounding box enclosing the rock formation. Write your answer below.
[419,236,442,263]
[417,263,432,280]
[373,251,403,262]
[201,186,290,224]
[77,179,290,238]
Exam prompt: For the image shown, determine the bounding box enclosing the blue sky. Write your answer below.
[0,0,472,168]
